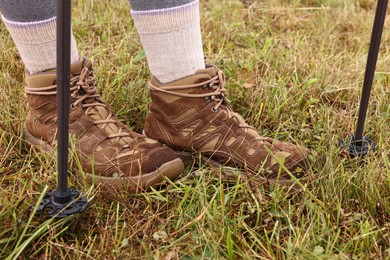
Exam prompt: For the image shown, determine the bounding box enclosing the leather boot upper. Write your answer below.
[25,57,182,179]
[145,65,310,178]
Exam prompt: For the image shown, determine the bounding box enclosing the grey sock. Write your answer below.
[129,0,195,11]
[0,0,195,21]
[0,0,55,22]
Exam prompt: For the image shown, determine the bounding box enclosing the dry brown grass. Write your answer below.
[1,0,389,259]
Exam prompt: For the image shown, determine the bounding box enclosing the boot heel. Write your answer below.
[23,123,52,152]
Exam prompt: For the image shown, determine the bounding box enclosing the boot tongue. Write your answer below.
[87,105,131,145]
[151,66,218,88]
[70,57,91,76]
[195,65,218,78]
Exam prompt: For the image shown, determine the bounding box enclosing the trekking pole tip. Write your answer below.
[340,135,375,158]
[38,188,88,218]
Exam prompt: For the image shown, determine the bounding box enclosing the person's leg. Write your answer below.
[0,0,78,73]
[129,1,311,182]
[0,1,184,192]
[129,0,205,83]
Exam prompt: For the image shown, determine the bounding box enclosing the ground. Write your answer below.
[0,0,389,259]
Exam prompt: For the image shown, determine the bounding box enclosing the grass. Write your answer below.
[0,0,389,258]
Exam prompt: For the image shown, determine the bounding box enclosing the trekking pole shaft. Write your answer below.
[56,0,72,193]
[355,0,388,140]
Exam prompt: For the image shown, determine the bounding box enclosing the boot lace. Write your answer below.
[26,67,131,145]
[149,70,264,141]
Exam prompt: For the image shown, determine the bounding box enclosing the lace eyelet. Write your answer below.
[70,103,77,109]
[204,96,211,103]
[202,84,210,90]
[211,107,218,112]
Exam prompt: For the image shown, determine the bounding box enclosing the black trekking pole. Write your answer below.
[342,0,388,157]
[38,0,88,218]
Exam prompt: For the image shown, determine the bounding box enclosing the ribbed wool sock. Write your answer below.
[2,16,79,74]
[131,0,205,83]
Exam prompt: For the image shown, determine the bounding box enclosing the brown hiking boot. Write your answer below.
[24,57,184,193]
[145,65,312,186]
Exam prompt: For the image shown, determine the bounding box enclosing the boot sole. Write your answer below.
[86,158,184,194]
[24,125,184,193]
